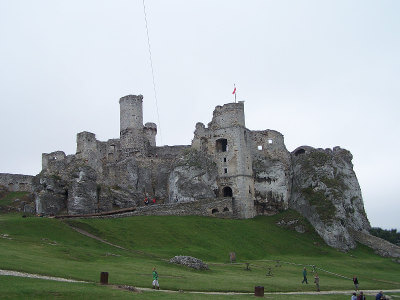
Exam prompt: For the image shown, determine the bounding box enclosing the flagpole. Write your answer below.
[234,84,237,103]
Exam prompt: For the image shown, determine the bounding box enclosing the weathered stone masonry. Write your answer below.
[0,173,34,192]
[1,94,380,252]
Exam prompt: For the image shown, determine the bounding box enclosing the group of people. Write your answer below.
[351,291,387,299]
[152,266,389,296]
[144,197,156,205]
[301,267,320,291]
[302,268,388,299]
[351,276,387,299]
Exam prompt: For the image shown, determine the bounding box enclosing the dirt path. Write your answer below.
[1,269,399,297]
[0,269,87,283]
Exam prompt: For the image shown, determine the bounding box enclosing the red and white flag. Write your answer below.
[232,87,236,94]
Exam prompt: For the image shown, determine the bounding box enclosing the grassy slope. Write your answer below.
[0,191,30,210]
[0,210,399,298]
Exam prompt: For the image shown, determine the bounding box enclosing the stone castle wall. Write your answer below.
[121,198,233,218]
[0,173,34,192]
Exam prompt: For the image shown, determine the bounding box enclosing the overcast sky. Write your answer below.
[0,1,399,229]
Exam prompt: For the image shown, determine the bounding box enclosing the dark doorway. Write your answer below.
[223,186,233,197]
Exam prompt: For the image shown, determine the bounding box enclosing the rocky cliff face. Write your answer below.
[167,149,218,203]
[253,154,291,215]
[33,173,68,215]
[290,146,370,250]
[67,166,98,215]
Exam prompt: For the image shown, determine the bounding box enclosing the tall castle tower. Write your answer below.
[119,95,146,155]
[119,94,157,155]
[192,101,255,218]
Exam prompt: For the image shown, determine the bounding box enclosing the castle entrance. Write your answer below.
[223,186,233,197]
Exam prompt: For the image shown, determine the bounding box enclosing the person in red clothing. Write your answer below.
[152,197,156,204]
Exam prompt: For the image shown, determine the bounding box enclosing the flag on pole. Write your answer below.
[232,87,236,94]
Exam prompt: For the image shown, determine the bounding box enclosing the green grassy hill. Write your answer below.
[0,196,399,299]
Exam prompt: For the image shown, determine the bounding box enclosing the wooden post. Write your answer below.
[100,272,109,285]
[254,286,264,297]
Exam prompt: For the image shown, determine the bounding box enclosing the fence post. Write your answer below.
[100,272,109,285]
[254,286,264,297]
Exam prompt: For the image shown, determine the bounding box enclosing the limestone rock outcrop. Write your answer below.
[290,146,370,250]
[33,173,68,215]
[169,256,209,270]
[67,166,98,215]
[168,149,218,203]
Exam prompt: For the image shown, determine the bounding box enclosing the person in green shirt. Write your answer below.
[152,267,159,289]
[302,267,308,284]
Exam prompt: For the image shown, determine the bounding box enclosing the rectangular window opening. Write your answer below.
[224,168,227,174]
[257,145,262,150]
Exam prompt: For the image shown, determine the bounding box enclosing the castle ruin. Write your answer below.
[2,94,372,251]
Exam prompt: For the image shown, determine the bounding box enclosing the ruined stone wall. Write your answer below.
[97,139,121,164]
[0,173,34,192]
[208,101,246,129]
[42,151,68,171]
[124,198,234,218]
[250,130,291,213]
[144,122,157,147]
[154,145,190,158]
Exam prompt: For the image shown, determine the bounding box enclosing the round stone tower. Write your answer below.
[119,95,143,132]
[119,95,145,154]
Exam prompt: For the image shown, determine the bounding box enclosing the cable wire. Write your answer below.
[142,0,162,145]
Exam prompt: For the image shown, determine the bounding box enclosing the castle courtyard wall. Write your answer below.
[0,173,34,192]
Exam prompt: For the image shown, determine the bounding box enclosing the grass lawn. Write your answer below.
[0,210,399,298]
[2,276,398,300]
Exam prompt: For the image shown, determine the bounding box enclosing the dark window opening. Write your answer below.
[294,148,306,156]
[223,157,227,162]
[216,138,228,152]
[223,207,229,212]
[223,186,233,197]
[224,168,227,174]
[212,208,219,214]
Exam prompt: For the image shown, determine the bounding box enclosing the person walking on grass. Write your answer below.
[302,267,308,284]
[152,267,159,290]
[351,292,357,300]
[353,275,359,290]
[314,273,320,292]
